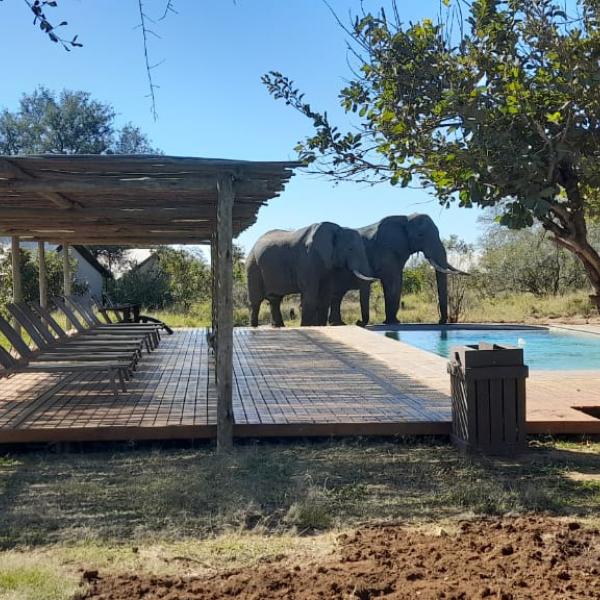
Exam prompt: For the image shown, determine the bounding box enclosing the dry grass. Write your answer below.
[0,438,598,599]
[150,290,600,330]
[0,439,598,548]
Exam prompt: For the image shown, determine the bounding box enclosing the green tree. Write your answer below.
[110,247,211,310]
[87,246,127,275]
[264,0,600,310]
[0,87,159,300]
[479,226,590,296]
[155,247,211,310]
[0,87,158,155]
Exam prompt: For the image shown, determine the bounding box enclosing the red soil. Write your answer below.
[77,516,599,599]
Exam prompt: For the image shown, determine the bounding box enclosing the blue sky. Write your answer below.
[1,0,485,253]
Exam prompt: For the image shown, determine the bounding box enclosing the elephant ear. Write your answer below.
[306,222,338,269]
[376,216,409,253]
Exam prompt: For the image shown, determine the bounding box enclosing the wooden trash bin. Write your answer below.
[447,342,529,455]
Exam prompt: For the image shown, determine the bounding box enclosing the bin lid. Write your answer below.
[451,342,525,368]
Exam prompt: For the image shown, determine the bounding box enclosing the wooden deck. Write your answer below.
[0,327,598,444]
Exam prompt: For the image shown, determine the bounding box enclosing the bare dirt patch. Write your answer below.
[77,516,599,599]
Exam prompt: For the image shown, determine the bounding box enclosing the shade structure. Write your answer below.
[0,153,299,450]
[0,154,299,244]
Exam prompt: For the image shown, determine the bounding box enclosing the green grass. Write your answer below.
[0,438,597,599]
[0,291,596,349]
[147,290,599,330]
[0,439,598,549]
[0,555,79,600]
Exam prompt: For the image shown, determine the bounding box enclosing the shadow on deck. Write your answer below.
[0,328,452,444]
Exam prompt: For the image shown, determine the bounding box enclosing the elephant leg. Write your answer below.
[316,302,329,326]
[300,287,320,326]
[250,302,260,327]
[268,296,285,327]
[356,283,371,327]
[315,279,333,326]
[382,275,402,325]
[328,289,346,325]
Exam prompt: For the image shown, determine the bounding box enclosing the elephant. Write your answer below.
[247,221,375,327]
[328,214,467,326]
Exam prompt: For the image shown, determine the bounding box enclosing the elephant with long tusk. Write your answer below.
[329,214,468,326]
[247,222,375,327]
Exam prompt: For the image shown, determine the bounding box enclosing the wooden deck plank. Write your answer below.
[0,326,598,444]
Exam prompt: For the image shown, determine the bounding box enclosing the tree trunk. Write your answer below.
[547,171,600,313]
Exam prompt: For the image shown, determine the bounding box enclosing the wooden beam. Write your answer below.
[0,154,301,174]
[10,236,22,333]
[38,241,48,308]
[11,233,215,243]
[0,175,284,196]
[215,174,234,452]
[0,225,248,238]
[0,158,77,209]
[0,206,226,222]
[62,243,72,297]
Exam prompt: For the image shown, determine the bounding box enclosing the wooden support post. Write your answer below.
[38,241,48,308]
[11,236,22,333]
[215,174,234,452]
[62,242,72,297]
[210,233,217,346]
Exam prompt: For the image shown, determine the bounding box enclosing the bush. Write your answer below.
[108,245,247,313]
[108,247,211,310]
[478,226,590,297]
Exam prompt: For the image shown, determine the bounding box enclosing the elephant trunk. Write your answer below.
[425,243,453,324]
[435,269,448,324]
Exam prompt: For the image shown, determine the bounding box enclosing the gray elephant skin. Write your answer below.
[247,222,374,327]
[329,214,466,326]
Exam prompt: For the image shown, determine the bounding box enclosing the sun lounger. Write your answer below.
[29,302,147,356]
[70,296,163,345]
[53,297,157,352]
[6,304,140,369]
[0,318,131,396]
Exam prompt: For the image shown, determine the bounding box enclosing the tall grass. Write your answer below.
[150,290,597,329]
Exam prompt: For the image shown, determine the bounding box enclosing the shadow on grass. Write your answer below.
[0,437,598,548]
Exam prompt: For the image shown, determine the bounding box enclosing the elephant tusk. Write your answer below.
[352,270,377,282]
[427,258,467,275]
[448,265,471,276]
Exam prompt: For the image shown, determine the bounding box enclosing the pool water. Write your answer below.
[381,328,600,371]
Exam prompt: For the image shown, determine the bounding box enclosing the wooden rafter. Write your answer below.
[0,154,299,245]
[0,158,78,209]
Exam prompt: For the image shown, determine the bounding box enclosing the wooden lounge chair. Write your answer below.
[70,296,163,343]
[73,296,166,344]
[7,304,141,369]
[54,297,157,352]
[29,302,148,357]
[0,318,130,396]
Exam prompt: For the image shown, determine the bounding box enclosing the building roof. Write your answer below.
[56,244,113,279]
[0,155,299,245]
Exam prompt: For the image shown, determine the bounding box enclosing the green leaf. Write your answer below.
[546,111,562,124]
[381,110,395,123]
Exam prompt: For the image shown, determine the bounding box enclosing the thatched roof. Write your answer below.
[0,155,299,245]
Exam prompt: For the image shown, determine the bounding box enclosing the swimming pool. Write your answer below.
[377,326,600,371]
